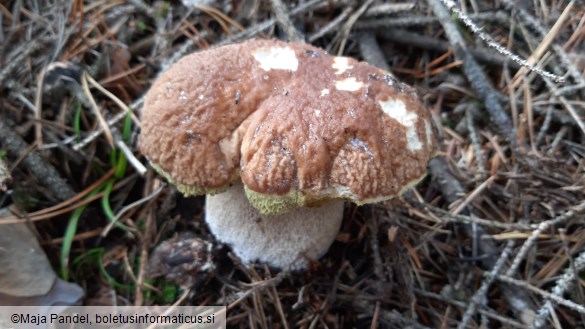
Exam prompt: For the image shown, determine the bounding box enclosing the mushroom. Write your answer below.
[139,39,436,269]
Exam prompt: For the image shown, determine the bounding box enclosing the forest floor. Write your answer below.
[1,0,584,328]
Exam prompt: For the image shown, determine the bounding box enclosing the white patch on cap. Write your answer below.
[315,109,321,117]
[253,47,298,71]
[332,57,352,74]
[378,98,422,151]
[320,88,330,96]
[335,78,363,91]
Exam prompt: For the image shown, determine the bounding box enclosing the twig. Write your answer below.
[531,251,585,329]
[308,6,353,43]
[34,67,47,150]
[451,176,495,215]
[425,206,535,230]
[355,15,439,29]
[134,178,157,306]
[375,29,518,68]
[72,97,143,151]
[508,1,574,88]
[358,33,390,71]
[545,78,585,136]
[466,109,486,178]
[440,0,565,84]
[115,139,147,176]
[80,71,115,148]
[429,156,537,324]
[363,2,415,17]
[505,200,585,277]
[0,116,76,202]
[559,229,585,323]
[356,11,511,29]
[269,0,305,42]
[335,0,374,55]
[159,0,327,73]
[415,289,527,328]
[101,183,165,238]
[535,107,553,148]
[427,0,517,147]
[458,240,515,329]
[354,299,432,329]
[500,0,585,86]
[85,73,141,127]
[493,274,585,316]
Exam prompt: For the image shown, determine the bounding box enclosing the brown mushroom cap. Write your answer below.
[140,39,436,213]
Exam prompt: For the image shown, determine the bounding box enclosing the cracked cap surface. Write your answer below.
[139,39,437,213]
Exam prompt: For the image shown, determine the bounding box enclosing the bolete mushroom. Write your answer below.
[139,39,436,269]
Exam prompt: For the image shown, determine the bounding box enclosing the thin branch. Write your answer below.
[531,251,585,329]
[0,117,76,202]
[269,0,305,42]
[458,240,515,329]
[428,0,517,147]
[493,274,585,316]
[440,0,565,84]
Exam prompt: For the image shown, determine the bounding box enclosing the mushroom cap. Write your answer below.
[140,39,436,214]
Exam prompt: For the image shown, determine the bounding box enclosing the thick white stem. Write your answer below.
[205,182,344,270]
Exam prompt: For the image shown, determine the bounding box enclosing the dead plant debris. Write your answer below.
[0,0,584,328]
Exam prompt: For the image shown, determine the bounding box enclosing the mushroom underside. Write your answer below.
[205,182,345,270]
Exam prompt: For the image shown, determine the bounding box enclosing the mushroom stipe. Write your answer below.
[139,39,437,269]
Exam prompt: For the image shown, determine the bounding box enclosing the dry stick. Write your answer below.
[34,67,47,150]
[531,251,585,329]
[505,200,585,277]
[427,0,517,148]
[363,2,415,17]
[427,206,535,230]
[336,0,374,55]
[355,11,510,30]
[351,297,431,329]
[85,73,141,127]
[458,240,515,329]
[358,33,390,72]
[101,183,165,238]
[134,178,158,306]
[415,289,527,328]
[269,0,305,42]
[159,0,327,73]
[545,78,585,135]
[559,229,585,323]
[80,71,115,148]
[440,0,565,84]
[355,15,438,29]
[428,156,537,325]
[0,168,115,223]
[374,29,518,69]
[500,0,585,87]
[466,109,487,178]
[72,99,142,151]
[509,0,574,89]
[115,139,147,176]
[493,274,585,316]
[535,106,553,148]
[0,117,76,202]
[308,6,353,43]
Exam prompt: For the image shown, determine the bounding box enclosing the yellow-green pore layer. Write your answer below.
[151,162,429,215]
[152,161,306,214]
[139,39,437,215]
